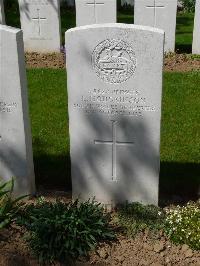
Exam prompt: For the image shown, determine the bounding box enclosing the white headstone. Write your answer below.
[18,0,61,52]
[0,0,5,24]
[0,25,35,196]
[66,24,164,207]
[75,0,117,26]
[192,0,200,54]
[134,0,177,52]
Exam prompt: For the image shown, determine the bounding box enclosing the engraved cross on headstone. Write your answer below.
[146,0,165,27]
[32,8,47,37]
[94,120,134,181]
[86,0,105,23]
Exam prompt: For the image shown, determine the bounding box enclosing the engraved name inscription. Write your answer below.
[24,0,49,4]
[73,88,156,116]
[0,101,17,113]
[92,39,137,84]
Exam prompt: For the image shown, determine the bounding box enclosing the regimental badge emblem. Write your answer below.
[92,39,137,84]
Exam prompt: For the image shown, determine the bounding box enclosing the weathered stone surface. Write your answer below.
[0,25,35,196]
[66,24,164,207]
[18,0,61,52]
[192,0,200,54]
[75,0,117,26]
[0,0,5,24]
[134,0,177,52]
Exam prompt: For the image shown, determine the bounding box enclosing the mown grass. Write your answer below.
[27,69,200,201]
[175,12,194,53]
[28,69,70,190]
[160,71,200,201]
[5,4,194,53]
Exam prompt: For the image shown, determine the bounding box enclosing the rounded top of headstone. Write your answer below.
[0,25,21,34]
[65,23,165,35]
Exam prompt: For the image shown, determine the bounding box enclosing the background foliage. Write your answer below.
[181,0,196,12]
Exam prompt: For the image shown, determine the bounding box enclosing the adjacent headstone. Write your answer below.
[134,0,177,52]
[0,0,5,24]
[75,0,117,26]
[66,24,164,207]
[0,25,35,196]
[18,0,61,52]
[192,0,200,54]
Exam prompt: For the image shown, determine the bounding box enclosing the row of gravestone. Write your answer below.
[0,0,200,54]
[0,22,164,207]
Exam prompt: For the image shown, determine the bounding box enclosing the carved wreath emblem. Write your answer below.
[92,39,137,84]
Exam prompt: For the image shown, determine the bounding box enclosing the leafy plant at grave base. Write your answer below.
[116,202,165,237]
[190,54,200,60]
[180,0,196,13]
[0,178,27,229]
[165,201,200,250]
[17,199,115,263]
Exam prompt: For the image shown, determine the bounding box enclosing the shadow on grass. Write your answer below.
[176,15,194,28]
[159,162,200,205]
[34,154,71,192]
[175,44,192,54]
[5,0,21,28]
[34,153,199,206]
[33,137,71,192]
[33,137,199,207]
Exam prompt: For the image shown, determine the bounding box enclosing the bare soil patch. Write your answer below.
[1,225,200,266]
[25,52,65,69]
[25,52,200,72]
[164,53,200,72]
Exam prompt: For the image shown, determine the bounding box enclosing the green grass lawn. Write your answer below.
[5,4,194,53]
[175,12,194,53]
[27,69,200,201]
[28,69,70,190]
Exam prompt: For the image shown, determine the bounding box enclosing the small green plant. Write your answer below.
[165,201,200,250]
[116,202,165,237]
[0,178,26,229]
[17,199,115,263]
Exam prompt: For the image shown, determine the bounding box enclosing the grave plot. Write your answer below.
[66,24,164,207]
